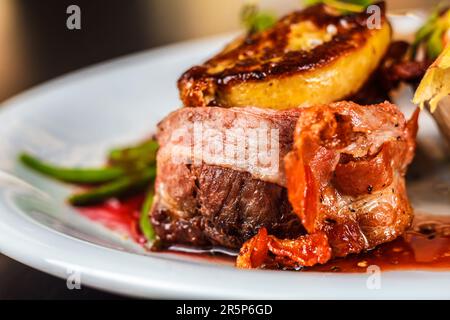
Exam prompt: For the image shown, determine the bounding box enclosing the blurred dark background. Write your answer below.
[0,0,439,299]
[0,0,242,103]
[0,0,440,104]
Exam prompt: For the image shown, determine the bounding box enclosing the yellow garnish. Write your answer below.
[304,0,372,13]
[413,45,450,112]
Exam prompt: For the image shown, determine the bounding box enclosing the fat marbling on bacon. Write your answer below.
[237,101,419,269]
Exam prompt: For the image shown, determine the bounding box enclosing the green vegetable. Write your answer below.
[304,0,373,13]
[68,167,156,206]
[241,4,277,33]
[108,139,158,168]
[20,139,159,235]
[428,25,445,60]
[240,0,375,33]
[139,188,155,241]
[413,10,439,46]
[306,0,373,6]
[413,6,450,60]
[19,153,125,184]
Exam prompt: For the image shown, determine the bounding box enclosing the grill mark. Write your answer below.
[179,3,386,89]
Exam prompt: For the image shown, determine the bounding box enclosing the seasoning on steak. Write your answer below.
[237,101,419,269]
[151,107,305,249]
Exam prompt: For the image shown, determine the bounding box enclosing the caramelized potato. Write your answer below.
[179,4,391,110]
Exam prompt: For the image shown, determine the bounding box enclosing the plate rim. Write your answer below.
[1,30,450,300]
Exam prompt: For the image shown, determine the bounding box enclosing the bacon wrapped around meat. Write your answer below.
[237,101,419,269]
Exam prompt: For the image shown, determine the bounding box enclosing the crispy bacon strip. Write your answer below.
[236,228,269,269]
[286,101,418,258]
[237,101,418,269]
[236,228,331,269]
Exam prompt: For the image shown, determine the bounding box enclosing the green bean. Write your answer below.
[108,140,158,167]
[19,153,125,184]
[412,6,446,59]
[427,27,445,60]
[240,4,276,33]
[304,0,371,13]
[139,188,155,241]
[414,17,437,46]
[68,167,156,206]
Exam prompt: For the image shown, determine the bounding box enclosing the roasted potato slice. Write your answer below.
[178,3,391,110]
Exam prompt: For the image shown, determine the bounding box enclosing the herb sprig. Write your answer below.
[413,6,450,60]
[304,0,374,13]
[241,0,375,34]
[241,4,277,33]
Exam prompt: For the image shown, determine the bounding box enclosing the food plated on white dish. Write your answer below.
[0,1,450,298]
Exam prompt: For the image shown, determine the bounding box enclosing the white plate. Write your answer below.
[0,15,450,299]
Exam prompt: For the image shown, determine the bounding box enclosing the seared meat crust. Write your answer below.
[151,162,304,249]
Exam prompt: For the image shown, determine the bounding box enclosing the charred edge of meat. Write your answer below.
[179,3,388,85]
[151,163,305,250]
[286,101,418,257]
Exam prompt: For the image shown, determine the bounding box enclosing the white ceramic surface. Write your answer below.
[0,15,449,299]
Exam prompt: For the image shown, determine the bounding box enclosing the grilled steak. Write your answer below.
[151,107,304,249]
[178,3,391,110]
[151,163,303,249]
